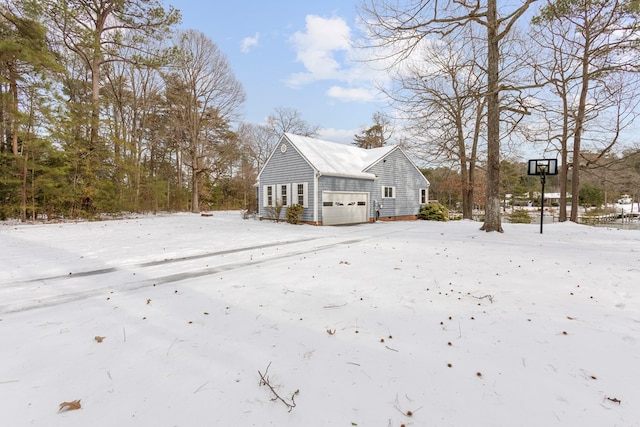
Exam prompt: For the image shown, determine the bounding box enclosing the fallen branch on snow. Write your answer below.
[471,294,494,304]
[258,362,299,412]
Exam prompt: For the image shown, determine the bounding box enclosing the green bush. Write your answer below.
[286,203,304,224]
[418,202,449,221]
[509,209,532,224]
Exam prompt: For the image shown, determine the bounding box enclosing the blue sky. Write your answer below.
[165,0,385,143]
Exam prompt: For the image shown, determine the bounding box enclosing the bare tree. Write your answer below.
[359,0,536,232]
[532,0,640,222]
[266,106,319,137]
[166,29,245,213]
[385,28,486,219]
[102,38,167,211]
[237,122,276,173]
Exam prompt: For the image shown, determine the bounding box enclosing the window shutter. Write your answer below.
[302,182,308,207]
[286,183,291,206]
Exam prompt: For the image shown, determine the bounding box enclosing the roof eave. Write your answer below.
[318,172,376,180]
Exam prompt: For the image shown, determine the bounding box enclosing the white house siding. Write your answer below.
[365,148,429,219]
[258,139,316,222]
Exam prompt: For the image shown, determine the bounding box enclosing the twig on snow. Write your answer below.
[323,303,347,309]
[258,362,299,412]
[471,294,494,304]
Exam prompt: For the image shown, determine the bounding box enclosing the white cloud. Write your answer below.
[285,14,391,109]
[241,33,260,53]
[287,15,352,86]
[326,85,377,102]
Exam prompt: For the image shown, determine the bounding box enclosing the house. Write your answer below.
[257,133,430,225]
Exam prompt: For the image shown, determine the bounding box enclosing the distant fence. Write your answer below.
[456,209,640,225]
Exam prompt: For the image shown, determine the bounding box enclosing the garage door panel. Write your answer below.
[322,192,368,225]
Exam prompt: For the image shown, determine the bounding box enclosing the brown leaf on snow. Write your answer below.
[59,399,81,412]
[94,336,105,343]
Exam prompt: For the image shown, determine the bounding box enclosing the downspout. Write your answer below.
[314,171,319,224]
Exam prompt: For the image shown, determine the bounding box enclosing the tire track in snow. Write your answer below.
[0,237,366,314]
[10,237,321,285]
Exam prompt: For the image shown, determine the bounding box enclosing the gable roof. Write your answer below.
[282,133,397,179]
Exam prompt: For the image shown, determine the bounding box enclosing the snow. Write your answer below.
[283,133,396,179]
[614,202,640,214]
[1,212,639,426]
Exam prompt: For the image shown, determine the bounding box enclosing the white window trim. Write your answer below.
[382,186,396,199]
[419,188,427,204]
[263,185,275,207]
[292,182,308,207]
[276,183,291,206]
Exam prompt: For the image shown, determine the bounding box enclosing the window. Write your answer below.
[382,186,395,199]
[276,183,290,206]
[263,185,274,207]
[420,188,427,204]
[266,182,306,207]
[292,182,308,207]
[296,183,305,205]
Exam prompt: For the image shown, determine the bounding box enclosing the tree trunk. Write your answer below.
[20,150,28,222]
[191,170,199,212]
[559,157,568,222]
[467,98,482,220]
[481,0,503,232]
[460,159,473,220]
[90,55,101,153]
[465,160,476,220]
[570,29,592,222]
[191,145,200,213]
[558,94,570,222]
[10,67,19,156]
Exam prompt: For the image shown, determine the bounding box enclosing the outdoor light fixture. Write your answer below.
[527,159,559,234]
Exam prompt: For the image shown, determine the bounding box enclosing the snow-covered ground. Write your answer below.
[1,212,639,426]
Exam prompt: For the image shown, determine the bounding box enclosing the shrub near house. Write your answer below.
[418,202,449,221]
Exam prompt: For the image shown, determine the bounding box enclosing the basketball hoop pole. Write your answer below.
[527,159,558,235]
[539,165,546,234]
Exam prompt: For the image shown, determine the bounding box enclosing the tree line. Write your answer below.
[0,0,330,221]
[425,152,640,213]
[358,0,640,230]
[1,0,639,230]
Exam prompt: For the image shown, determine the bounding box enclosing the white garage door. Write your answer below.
[322,191,369,225]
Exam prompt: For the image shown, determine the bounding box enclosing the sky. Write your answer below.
[164,0,386,144]
[157,1,640,157]
[1,212,639,426]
